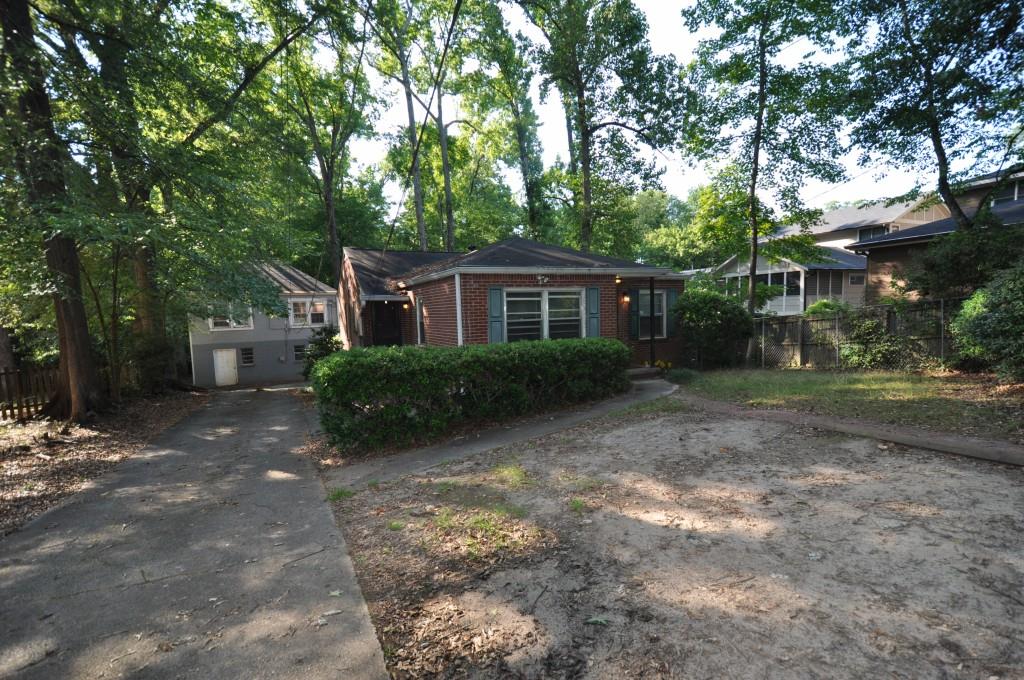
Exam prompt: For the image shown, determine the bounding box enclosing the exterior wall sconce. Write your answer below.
[615,275,622,284]
[621,293,630,303]
[402,302,410,310]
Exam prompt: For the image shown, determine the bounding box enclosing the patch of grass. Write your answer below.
[434,480,458,494]
[665,368,700,384]
[493,462,531,488]
[569,497,586,514]
[366,479,380,490]
[571,476,604,492]
[327,487,355,502]
[434,508,456,529]
[682,369,1024,442]
[386,520,405,531]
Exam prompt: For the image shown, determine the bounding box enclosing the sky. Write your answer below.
[348,0,928,214]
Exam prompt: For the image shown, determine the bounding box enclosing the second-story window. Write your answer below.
[992,180,1020,205]
[290,300,327,327]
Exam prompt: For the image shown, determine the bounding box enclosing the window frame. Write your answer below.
[502,288,586,342]
[849,273,866,286]
[991,180,1019,205]
[289,298,328,328]
[636,289,667,340]
[415,297,426,345]
[208,305,253,331]
[858,225,889,242]
[239,347,255,366]
[293,344,306,362]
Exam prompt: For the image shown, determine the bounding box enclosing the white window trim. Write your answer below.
[637,289,667,340]
[503,288,587,341]
[288,298,328,328]
[415,297,425,345]
[208,305,253,331]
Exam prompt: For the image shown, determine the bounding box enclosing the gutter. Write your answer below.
[399,265,684,287]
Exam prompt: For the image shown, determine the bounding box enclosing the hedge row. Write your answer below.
[310,338,631,451]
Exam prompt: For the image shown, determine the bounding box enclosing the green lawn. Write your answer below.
[677,369,1024,444]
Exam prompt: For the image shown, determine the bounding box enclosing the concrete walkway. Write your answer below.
[674,391,1024,467]
[0,388,386,679]
[325,379,678,489]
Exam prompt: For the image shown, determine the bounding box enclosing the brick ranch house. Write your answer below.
[339,237,687,366]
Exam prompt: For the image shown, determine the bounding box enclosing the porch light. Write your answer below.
[615,275,622,284]
[621,293,630,303]
[402,302,410,310]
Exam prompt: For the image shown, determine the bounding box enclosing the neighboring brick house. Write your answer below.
[848,168,1024,301]
[340,237,687,366]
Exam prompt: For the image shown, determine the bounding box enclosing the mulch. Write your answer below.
[0,391,208,537]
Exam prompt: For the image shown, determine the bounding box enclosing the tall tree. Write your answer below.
[518,0,680,252]
[464,1,549,240]
[683,0,845,318]
[1,0,103,420]
[841,0,1024,228]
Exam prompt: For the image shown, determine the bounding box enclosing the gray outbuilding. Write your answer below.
[188,264,337,388]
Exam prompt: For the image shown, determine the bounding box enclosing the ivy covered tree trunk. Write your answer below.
[2,0,103,421]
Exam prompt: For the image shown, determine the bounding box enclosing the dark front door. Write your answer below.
[371,302,403,346]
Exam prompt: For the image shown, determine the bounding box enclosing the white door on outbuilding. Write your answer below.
[213,348,238,387]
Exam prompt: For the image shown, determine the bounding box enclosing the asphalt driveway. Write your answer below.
[0,387,385,679]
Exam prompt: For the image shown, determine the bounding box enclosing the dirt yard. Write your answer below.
[329,396,1024,679]
[0,391,208,536]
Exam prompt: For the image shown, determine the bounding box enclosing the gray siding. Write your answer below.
[188,295,336,388]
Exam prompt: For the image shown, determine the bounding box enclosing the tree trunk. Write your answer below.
[927,118,972,230]
[0,327,15,370]
[745,23,769,362]
[514,116,542,240]
[2,0,103,421]
[575,90,593,253]
[436,95,456,252]
[562,91,578,175]
[396,33,428,250]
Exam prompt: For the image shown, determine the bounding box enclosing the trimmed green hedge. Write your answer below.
[311,338,631,451]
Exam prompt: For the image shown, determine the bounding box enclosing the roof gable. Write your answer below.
[344,247,457,297]
[849,199,1024,250]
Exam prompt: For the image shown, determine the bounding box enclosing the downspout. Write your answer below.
[455,273,464,346]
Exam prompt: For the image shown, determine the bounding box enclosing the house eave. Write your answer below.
[399,265,683,287]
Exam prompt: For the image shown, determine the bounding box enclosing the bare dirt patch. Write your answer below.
[327,396,1024,678]
[0,391,208,536]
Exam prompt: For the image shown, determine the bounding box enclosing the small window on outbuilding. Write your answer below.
[240,347,255,366]
[849,274,865,286]
[293,344,306,361]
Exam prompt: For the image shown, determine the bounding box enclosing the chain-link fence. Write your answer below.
[755,298,966,370]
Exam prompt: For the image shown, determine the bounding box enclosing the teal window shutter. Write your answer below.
[628,288,640,339]
[666,288,679,336]
[487,287,504,343]
[586,287,600,337]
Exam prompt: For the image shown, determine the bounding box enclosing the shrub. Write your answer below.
[839,315,930,370]
[902,223,1024,298]
[803,299,852,318]
[303,325,342,379]
[673,289,752,369]
[311,338,630,451]
[950,263,1024,380]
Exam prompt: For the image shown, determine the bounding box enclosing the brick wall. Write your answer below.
[407,273,685,366]
[410,276,459,346]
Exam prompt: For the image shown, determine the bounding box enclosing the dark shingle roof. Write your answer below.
[396,237,669,283]
[803,247,867,270]
[260,263,334,294]
[849,200,1024,250]
[780,200,916,237]
[344,248,457,297]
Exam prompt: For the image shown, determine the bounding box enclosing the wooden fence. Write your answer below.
[755,298,966,369]
[0,366,59,421]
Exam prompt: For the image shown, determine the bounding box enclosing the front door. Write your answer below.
[371,302,403,346]
[213,348,238,386]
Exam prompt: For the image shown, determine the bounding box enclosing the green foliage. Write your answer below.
[902,225,1024,298]
[803,299,853,318]
[949,291,990,370]
[673,290,753,368]
[950,264,1024,380]
[665,368,701,384]
[303,325,343,379]
[839,316,930,371]
[311,338,630,451]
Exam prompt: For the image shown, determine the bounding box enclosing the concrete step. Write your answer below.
[627,367,661,381]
